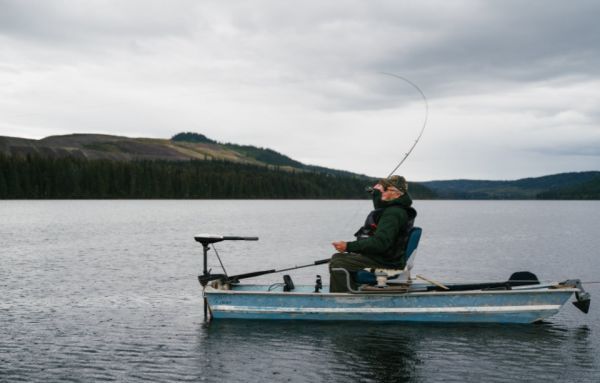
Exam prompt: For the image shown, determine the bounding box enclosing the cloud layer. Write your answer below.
[1,0,599,180]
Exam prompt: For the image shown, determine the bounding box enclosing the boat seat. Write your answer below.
[355,227,422,285]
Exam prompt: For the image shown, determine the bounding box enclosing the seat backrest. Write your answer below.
[404,227,422,271]
[355,226,423,286]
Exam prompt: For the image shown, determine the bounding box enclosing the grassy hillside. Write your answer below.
[173,132,368,178]
[0,133,268,164]
[0,132,368,177]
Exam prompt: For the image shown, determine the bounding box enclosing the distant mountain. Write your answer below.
[421,172,600,200]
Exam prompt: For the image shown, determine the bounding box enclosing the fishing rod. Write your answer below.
[340,73,429,233]
[199,257,331,285]
[379,72,429,178]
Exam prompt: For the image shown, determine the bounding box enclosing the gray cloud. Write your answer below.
[0,0,599,180]
[0,0,195,41]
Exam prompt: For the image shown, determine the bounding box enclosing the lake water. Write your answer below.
[1,200,599,382]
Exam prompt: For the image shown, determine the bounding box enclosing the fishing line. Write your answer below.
[212,244,228,275]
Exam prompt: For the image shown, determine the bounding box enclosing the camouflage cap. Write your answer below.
[380,175,408,192]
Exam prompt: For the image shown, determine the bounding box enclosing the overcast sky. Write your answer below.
[1,0,599,180]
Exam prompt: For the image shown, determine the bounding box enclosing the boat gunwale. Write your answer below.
[204,284,579,298]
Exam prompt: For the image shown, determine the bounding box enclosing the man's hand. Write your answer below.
[373,183,384,192]
[332,241,347,252]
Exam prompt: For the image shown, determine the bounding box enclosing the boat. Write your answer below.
[193,76,591,324]
[195,233,591,324]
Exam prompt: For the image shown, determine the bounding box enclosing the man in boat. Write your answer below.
[329,175,417,292]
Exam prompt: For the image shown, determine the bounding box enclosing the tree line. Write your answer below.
[536,176,600,199]
[0,154,380,199]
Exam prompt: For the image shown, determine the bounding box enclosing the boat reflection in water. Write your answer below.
[197,320,593,382]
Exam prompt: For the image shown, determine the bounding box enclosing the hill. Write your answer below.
[0,132,436,199]
[421,172,600,200]
[0,133,281,165]
[0,132,367,178]
[2,132,596,199]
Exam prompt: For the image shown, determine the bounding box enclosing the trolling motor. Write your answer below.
[194,234,258,286]
[195,234,259,319]
[195,234,259,285]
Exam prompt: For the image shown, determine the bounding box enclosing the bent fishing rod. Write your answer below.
[379,72,429,179]
[342,73,429,232]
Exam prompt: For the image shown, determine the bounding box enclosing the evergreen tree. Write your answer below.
[0,154,440,199]
[0,160,7,198]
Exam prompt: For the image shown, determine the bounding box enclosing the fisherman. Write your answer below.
[329,175,417,292]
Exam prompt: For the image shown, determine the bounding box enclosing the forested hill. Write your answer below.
[1,132,597,199]
[0,132,436,199]
[421,171,600,200]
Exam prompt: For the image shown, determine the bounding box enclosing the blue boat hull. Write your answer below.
[204,285,577,323]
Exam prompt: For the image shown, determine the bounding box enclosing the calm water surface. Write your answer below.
[1,200,599,382]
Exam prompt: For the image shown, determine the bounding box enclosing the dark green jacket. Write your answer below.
[346,189,414,266]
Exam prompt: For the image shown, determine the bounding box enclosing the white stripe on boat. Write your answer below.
[210,304,561,314]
